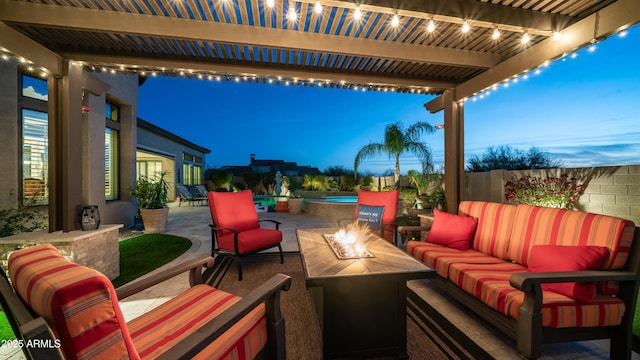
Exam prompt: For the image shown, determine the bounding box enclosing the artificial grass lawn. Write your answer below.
[0,233,192,341]
[111,233,192,288]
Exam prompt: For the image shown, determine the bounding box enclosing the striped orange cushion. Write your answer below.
[449,262,625,328]
[406,240,503,278]
[458,201,517,260]
[129,284,267,359]
[8,244,136,360]
[507,205,633,270]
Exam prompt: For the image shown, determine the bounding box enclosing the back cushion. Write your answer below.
[508,204,633,270]
[458,201,516,260]
[8,244,137,360]
[209,190,260,236]
[355,190,399,242]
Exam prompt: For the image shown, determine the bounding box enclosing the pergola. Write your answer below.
[1,0,638,230]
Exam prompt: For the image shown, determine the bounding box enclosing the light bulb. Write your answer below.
[391,14,399,27]
[314,1,322,14]
[461,21,470,33]
[427,19,435,33]
[287,5,297,21]
[492,28,500,39]
[553,31,562,40]
[354,6,362,20]
[521,32,530,44]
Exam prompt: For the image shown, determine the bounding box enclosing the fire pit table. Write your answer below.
[296,228,434,359]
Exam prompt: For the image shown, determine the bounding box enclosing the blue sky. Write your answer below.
[138,24,639,175]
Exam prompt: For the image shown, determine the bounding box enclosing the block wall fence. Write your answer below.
[464,165,640,226]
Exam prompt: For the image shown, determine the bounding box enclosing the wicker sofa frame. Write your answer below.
[400,203,640,360]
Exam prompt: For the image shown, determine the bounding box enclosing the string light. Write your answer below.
[353,6,362,21]
[287,4,297,21]
[461,21,470,33]
[391,14,400,27]
[314,1,322,14]
[492,28,500,40]
[553,32,563,40]
[521,32,530,44]
[427,19,435,33]
[266,0,275,8]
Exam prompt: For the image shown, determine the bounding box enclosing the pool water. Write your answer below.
[323,196,358,203]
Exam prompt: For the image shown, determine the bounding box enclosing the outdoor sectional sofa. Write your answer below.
[403,201,640,359]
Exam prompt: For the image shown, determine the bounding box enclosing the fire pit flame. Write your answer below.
[324,222,374,259]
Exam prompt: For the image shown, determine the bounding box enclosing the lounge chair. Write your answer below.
[177,185,207,206]
[0,244,291,360]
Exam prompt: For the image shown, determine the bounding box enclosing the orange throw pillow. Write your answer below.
[426,209,477,251]
[528,245,609,302]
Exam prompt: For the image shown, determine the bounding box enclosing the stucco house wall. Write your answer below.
[0,59,20,211]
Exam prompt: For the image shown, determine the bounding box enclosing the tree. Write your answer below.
[208,169,233,189]
[354,121,435,185]
[466,145,564,172]
[324,165,353,176]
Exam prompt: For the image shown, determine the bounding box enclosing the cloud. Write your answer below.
[22,85,48,101]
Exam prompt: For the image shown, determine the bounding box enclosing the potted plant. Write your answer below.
[287,176,303,215]
[130,172,169,233]
[360,175,373,191]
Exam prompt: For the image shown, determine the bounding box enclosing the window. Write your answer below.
[20,74,48,206]
[137,161,162,180]
[182,152,203,185]
[22,109,48,205]
[105,101,120,200]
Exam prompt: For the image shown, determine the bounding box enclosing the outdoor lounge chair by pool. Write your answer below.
[0,244,291,360]
[177,185,207,206]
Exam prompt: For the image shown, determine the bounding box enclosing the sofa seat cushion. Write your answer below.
[449,262,625,328]
[458,201,517,260]
[218,228,282,254]
[128,284,267,359]
[8,244,136,360]
[406,241,503,278]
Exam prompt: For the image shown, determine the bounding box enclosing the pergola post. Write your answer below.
[50,60,84,231]
[442,90,464,214]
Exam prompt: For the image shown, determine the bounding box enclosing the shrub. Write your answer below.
[504,174,585,209]
[0,190,48,237]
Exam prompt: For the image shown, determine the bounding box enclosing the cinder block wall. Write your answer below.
[465,165,640,225]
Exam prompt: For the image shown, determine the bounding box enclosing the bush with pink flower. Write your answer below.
[504,174,585,209]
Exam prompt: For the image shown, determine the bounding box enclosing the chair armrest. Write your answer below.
[157,273,292,360]
[21,317,65,359]
[510,270,638,292]
[259,219,282,229]
[116,255,215,300]
[397,225,431,234]
[208,224,240,234]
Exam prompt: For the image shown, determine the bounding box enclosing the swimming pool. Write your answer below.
[322,196,358,203]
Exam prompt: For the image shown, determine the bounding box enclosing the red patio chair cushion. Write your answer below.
[209,190,260,236]
[217,228,283,254]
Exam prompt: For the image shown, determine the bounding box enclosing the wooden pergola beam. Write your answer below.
[0,21,63,75]
[0,0,501,69]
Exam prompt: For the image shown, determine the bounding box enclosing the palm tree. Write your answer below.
[354,122,435,186]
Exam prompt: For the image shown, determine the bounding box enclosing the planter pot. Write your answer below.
[288,198,303,215]
[276,200,289,213]
[140,207,169,233]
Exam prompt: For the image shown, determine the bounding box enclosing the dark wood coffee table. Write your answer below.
[296,228,435,359]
